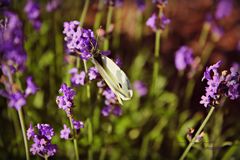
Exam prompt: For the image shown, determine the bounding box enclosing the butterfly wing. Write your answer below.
[100,55,133,100]
[92,55,133,102]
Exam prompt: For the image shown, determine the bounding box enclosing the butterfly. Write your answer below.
[91,54,133,105]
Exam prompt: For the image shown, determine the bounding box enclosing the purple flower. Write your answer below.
[112,105,122,116]
[60,124,71,140]
[56,83,76,116]
[46,0,61,12]
[175,46,194,71]
[200,61,240,107]
[44,143,57,157]
[37,124,54,140]
[103,88,116,101]
[30,137,46,155]
[101,105,122,117]
[202,61,222,81]
[225,63,240,100]
[101,50,111,56]
[97,80,106,88]
[24,0,41,30]
[136,0,145,12]
[27,123,35,140]
[88,67,99,81]
[101,105,111,117]
[58,83,76,100]
[215,0,233,20]
[115,57,122,67]
[28,123,57,157]
[70,71,86,86]
[72,119,84,130]
[63,21,97,60]
[133,81,148,97]
[1,11,26,69]
[8,91,26,110]
[56,96,72,110]
[146,13,170,31]
[25,76,38,96]
[200,95,210,108]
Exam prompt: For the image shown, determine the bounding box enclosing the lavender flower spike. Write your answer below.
[200,61,240,108]
[133,80,148,97]
[175,46,194,71]
[28,123,57,158]
[215,0,233,20]
[60,124,71,140]
[146,13,170,31]
[25,76,38,97]
[63,21,97,60]
[24,0,41,30]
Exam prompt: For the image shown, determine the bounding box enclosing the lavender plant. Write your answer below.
[24,0,41,30]
[27,123,57,159]
[180,61,240,160]
[0,10,39,160]
[146,2,170,95]
[56,83,84,160]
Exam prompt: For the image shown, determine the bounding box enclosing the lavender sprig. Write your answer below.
[200,61,240,108]
[24,0,41,30]
[27,123,57,159]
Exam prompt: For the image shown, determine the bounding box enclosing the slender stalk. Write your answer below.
[113,9,121,48]
[183,79,195,108]
[83,60,91,99]
[151,29,161,95]
[179,106,215,160]
[18,108,30,160]
[69,117,79,160]
[44,155,48,160]
[136,10,143,41]
[94,0,105,31]
[103,5,113,50]
[201,42,215,67]
[198,22,210,49]
[87,119,93,160]
[151,9,162,95]
[79,0,90,27]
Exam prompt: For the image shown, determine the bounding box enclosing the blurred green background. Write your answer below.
[1,0,240,159]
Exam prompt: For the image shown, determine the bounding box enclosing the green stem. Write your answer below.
[80,0,90,27]
[179,106,215,160]
[94,0,105,31]
[18,108,30,160]
[44,155,48,160]
[83,60,91,100]
[151,10,162,95]
[198,22,210,49]
[113,9,121,48]
[151,29,161,95]
[87,119,93,160]
[183,79,195,108]
[201,42,215,67]
[103,5,113,50]
[69,117,79,160]
[136,10,143,41]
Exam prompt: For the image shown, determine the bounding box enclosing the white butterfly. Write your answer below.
[91,54,133,105]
